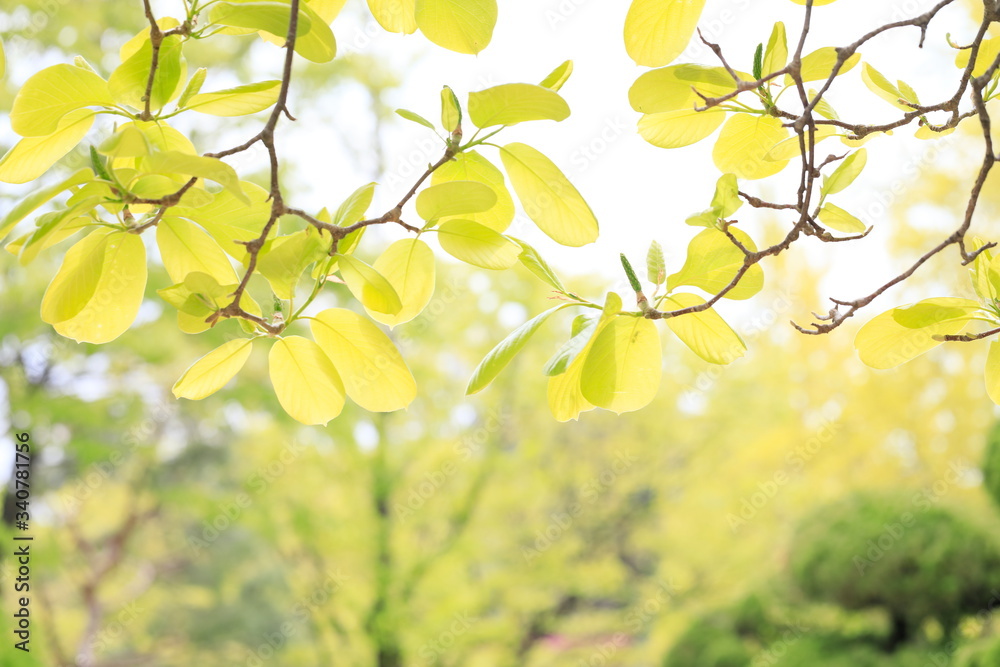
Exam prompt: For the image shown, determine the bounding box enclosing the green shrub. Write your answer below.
[788,493,1000,643]
[983,421,1000,511]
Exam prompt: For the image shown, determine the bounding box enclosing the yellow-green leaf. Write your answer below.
[157,217,238,284]
[986,341,1000,406]
[441,85,462,133]
[0,168,93,241]
[512,238,565,292]
[269,336,346,425]
[257,228,328,299]
[436,219,520,270]
[144,151,248,204]
[818,203,867,234]
[415,0,497,55]
[668,227,764,300]
[624,0,707,67]
[0,109,95,184]
[431,151,514,232]
[367,0,417,34]
[311,308,417,411]
[337,254,402,315]
[662,292,746,364]
[499,142,599,247]
[713,113,789,180]
[173,338,253,400]
[539,60,573,92]
[10,64,112,137]
[108,35,186,111]
[468,83,570,128]
[855,298,981,369]
[547,293,620,422]
[629,65,740,114]
[861,62,910,110]
[44,231,147,344]
[185,80,281,115]
[416,180,496,222]
[580,315,662,414]
[956,36,1000,77]
[821,148,867,196]
[468,304,572,395]
[369,238,436,327]
[785,48,860,86]
[637,108,726,149]
[332,182,377,227]
[174,182,271,261]
[177,67,207,108]
[762,22,787,76]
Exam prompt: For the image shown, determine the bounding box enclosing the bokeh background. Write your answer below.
[3,0,1000,665]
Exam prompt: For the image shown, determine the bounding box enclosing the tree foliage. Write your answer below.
[2,0,1000,425]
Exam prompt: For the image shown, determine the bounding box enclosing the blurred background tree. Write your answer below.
[4,0,1000,665]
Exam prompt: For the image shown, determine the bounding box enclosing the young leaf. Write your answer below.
[543,316,598,376]
[184,80,282,116]
[499,143,599,247]
[108,35,186,111]
[10,64,113,137]
[817,204,867,234]
[661,292,746,364]
[436,219,521,270]
[510,238,565,292]
[539,60,573,92]
[144,151,248,204]
[712,113,789,180]
[396,108,436,130]
[580,315,662,414]
[414,0,497,55]
[332,182,377,227]
[269,336,346,425]
[624,0,707,67]
[177,67,207,108]
[821,148,867,196]
[752,43,764,82]
[416,180,496,222]
[467,83,570,128]
[861,63,910,110]
[467,305,570,395]
[855,298,981,369]
[173,338,254,400]
[667,227,764,300]
[0,109,96,184]
[762,22,787,77]
[311,308,417,411]
[431,150,514,232]
[0,168,93,241]
[785,48,860,86]
[547,293,620,422]
[256,228,328,299]
[369,238,436,327]
[440,85,462,133]
[647,241,666,285]
[337,254,403,315]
